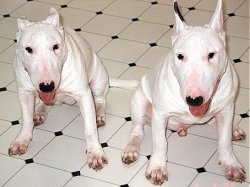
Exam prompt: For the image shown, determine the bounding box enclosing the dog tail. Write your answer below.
[109,79,139,89]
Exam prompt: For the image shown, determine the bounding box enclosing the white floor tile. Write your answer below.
[0,154,25,186]
[11,2,60,22]
[68,0,114,12]
[103,0,150,19]
[65,176,119,187]
[83,14,131,36]
[0,62,14,87]
[167,133,217,168]
[59,8,95,29]
[36,104,80,132]
[0,91,20,121]
[34,135,87,172]
[98,38,149,64]
[0,43,17,64]
[119,21,168,44]
[4,163,72,187]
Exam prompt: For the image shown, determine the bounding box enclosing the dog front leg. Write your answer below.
[78,88,108,170]
[9,92,35,155]
[216,104,246,182]
[146,108,168,185]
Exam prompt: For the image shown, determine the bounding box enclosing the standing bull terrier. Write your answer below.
[122,0,246,185]
[9,8,109,170]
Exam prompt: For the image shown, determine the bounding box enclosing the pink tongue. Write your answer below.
[38,91,56,105]
[189,101,210,117]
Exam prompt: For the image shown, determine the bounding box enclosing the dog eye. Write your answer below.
[177,54,184,60]
[208,52,215,60]
[53,44,59,51]
[25,47,33,54]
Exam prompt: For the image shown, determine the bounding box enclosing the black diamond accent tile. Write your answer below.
[188,7,196,11]
[74,28,81,32]
[25,158,34,164]
[240,113,249,118]
[55,131,63,136]
[101,142,108,148]
[61,4,68,8]
[3,14,10,18]
[14,39,17,43]
[0,87,7,92]
[111,35,119,39]
[132,18,139,22]
[27,0,33,2]
[150,43,157,47]
[96,11,103,15]
[196,167,206,173]
[228,13,236,17]
[169,24,174,28]
[125,117,131,122]
[72,171,81,177]
[151,1,158,5]
[146,155,151,160]
[128,63,136,67]
[121,184,129,187]
[11,120,20,125]
[233,58,241,63]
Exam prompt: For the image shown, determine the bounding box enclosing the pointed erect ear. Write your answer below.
[208,0,224,34]
[44,7,60,27]
[172,0,187,43]
[17,17,31,32]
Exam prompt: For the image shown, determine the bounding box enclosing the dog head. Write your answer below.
[171,0,227,117]
[16,8,67,104]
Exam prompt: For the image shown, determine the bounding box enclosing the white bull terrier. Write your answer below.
[122,0,246,185]
[9,8,112,170]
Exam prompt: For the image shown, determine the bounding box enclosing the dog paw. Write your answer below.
[121,146,139,165]
[232,127,246,141]
[177,126,187,137]
[8,136,32,156]
[87,149,108,171]
[145,165,168,185]
[33,113,46,126]
[96,116,105,128]
[121,136,141,164]
[221,162,246,182]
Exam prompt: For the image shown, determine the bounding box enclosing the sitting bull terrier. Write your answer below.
[122,0,246,185]
[9,8,110,170]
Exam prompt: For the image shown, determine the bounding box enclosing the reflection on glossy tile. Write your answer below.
[0,0,249,186]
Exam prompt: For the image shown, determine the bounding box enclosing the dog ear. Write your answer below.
[208,0,224,34]
[17,17,31,32]
[45,7,60,27]
[16,17,32,40]
[172,0,187,43]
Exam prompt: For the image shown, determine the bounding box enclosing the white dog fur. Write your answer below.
[122,0,246,185]
[9,8,116,170]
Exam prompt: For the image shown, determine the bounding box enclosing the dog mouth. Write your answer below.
[38,91,56,105]
[188,99,211,117]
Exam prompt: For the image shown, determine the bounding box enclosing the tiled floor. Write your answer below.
[0,0,249,186]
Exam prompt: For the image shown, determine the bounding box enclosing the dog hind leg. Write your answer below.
[122,86,149,164]
[89,62,109,128]
[33,103,51,125]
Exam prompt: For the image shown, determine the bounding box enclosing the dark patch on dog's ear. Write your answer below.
[174,1,185,22]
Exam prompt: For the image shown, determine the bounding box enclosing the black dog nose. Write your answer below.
[39,81,55,93]
[186,96,203,106]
